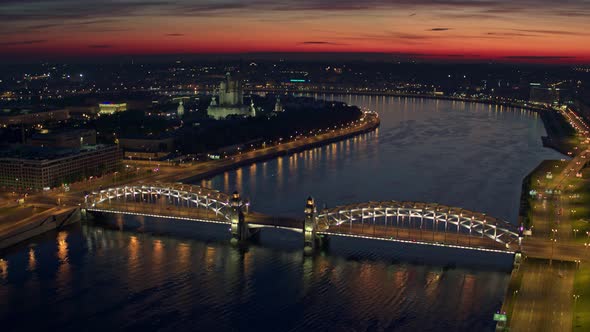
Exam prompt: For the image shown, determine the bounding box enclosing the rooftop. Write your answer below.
[0,144,116,161]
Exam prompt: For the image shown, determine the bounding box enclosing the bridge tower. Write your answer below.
[230,191,248,243]
[304,196,317,255]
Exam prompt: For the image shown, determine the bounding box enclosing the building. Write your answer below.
[529,83,555,105]
[274,96,284,113]
[28,129,97,148]
[99,102,127,115]
[66,105,100,120]
[118,135,176,160]
[207,73,254,119]
[529,83,571,106]
[0,108,70,126]
[0,144,122,190]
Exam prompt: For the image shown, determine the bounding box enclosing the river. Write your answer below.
[0,96,562,331]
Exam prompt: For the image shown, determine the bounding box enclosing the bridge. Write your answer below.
[84,183,523,254]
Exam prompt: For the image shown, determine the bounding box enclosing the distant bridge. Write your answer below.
[84,183,522,254]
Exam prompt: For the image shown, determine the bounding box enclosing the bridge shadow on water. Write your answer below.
[92,213,514,272]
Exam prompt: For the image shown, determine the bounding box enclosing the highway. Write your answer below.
[504,105,590,331]
[509,258,575,332]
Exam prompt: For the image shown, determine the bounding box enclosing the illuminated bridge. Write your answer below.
[84,183,523,254]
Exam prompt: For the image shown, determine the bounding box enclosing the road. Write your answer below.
[506,106,590,331]
[322,221,512,251]
[509,258,575,332]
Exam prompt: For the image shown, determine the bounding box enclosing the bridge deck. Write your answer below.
[90,201,513,252]
[89,202,302,229]
[321,223,512,252]
[89,202,230,223]
[247,212,302,229]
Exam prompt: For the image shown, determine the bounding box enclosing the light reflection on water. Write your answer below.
[0,221,512,331]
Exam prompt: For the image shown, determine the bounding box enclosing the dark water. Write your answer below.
[0,96,561,331]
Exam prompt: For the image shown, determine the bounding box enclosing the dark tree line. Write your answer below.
[179,100,362,154]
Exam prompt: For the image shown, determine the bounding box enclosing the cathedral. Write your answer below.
[207,73,255,119]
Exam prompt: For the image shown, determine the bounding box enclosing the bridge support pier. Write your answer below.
[304,197,319,255]
[230,191,249,244]
[81,208,88,221]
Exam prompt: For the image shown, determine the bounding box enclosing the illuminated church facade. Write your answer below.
[207,73,255,119]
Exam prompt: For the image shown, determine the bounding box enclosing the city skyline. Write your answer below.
[1,0,589,63]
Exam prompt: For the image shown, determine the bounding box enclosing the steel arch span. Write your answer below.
[316,201,521,248]
[85,183,244,222]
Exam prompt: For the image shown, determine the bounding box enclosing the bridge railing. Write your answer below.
[317,201,520,247]
[84,184,245,222]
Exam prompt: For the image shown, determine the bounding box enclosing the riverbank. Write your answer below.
[516,103,577,231]
[252,88,584,157]
[0,206,81,250]
[506,100,588,330]
[156,112,380,184]
[539,109,579,155]
[518,160,566,230]
[246,88,552,113]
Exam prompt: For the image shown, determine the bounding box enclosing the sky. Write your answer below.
[1,0,589,63]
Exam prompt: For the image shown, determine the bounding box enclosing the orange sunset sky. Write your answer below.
[1,0,589,63]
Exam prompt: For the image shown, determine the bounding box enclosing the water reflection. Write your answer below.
[27,248,36,272]
[57,231,69,263]
[0,222,511,331]
[0,258,7,279]
[128,235,140,278]
[56,231,71,298]
[177,242,191,269]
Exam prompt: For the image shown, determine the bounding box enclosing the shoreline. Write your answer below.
[0,207,80,250]
[181,91,557,185]
[160,113,381,184]
[246,88,551,113]
[251,88,576,155]
[183,117,379,183]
